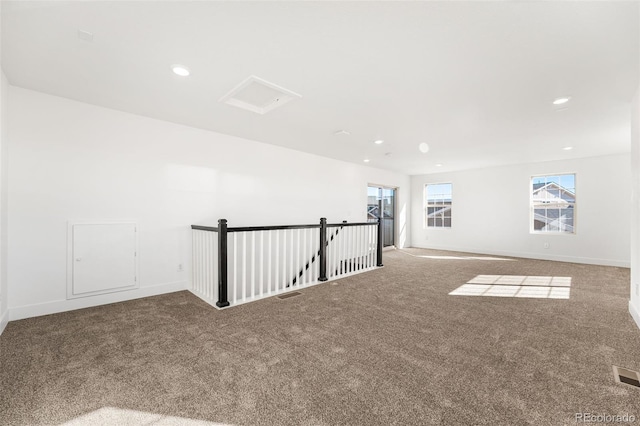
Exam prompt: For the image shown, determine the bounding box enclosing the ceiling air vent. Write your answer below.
[219,75,302,115]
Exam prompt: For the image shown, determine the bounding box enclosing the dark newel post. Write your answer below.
[319,217,328,281]
[217,219,230,308]
[377,201,384,267]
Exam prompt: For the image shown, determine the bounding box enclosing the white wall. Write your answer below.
[629,5,640,331]
[7,87,410,320]
[631,87,640,329]
[411,155,631,267]
[0,71,7,335]
[0,0,8,335]
[0,72,8,335]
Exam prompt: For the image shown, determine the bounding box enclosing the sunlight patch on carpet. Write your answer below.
[468,275,571,286]
[418,255,515,260]
[60,407,233,426]
[449,275,571,299]
[398,250,515,261]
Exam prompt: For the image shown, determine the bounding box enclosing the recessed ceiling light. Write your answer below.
[363,159,370,163]
[334,130,351,136]
[435,163,443,167]
[374,139,384,145]
[553,97,571,105]
[171,65,190,77]
[419,143,430,154]
[563,146,573,151]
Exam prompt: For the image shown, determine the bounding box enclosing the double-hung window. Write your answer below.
[531,174,575,233]
[425,183,452,228]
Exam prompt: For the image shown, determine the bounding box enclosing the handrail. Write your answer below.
[191,225,219,232]
[326,221,377,228]
[228,224,320,232]
[193,221,375,233]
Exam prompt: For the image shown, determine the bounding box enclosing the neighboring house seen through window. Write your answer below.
[531,174,575,233]
[425,183,452,228]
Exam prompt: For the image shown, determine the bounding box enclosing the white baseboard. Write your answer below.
[0,309,8,336]
[630,301,640,331]
[8,281,188,322]
[410,244,630,268]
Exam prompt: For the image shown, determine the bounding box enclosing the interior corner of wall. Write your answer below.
[0,308,8,336]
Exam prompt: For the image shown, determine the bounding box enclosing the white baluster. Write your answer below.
[260,231,264,298]
[250,232,256,300]
[192,231,197,293]
[356,226,361,271]
[302,228,307,285]
[338,227,343,277]
[289,229,294,289]
[204,231,209,299]
[330,227,336,278]
[282,230,286,291]
[268,231,273,294]
[233,233,238,304]
[296,228,301,287]
[242,232,247,302]
[367,226,372,269]
[213,232,218,301]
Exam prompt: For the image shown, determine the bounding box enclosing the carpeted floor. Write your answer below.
[1,248,639,425]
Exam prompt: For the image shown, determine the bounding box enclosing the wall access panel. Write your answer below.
[67,222,138,299]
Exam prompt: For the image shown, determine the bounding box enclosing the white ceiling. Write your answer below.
[2,1,638,175]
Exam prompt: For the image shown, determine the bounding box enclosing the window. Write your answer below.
[367,185,396,247]
[531,174,575,233]
[425,183,452,228]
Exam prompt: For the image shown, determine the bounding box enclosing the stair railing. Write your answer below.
[191,217,383,308]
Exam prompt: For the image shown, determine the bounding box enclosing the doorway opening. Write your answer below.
[367,185,396,247]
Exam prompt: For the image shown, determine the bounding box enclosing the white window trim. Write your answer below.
[530,173,576,235]
[424,182,453,229]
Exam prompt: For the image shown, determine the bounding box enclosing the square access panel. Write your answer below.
[67,222,138,299]
[219,75,302,115]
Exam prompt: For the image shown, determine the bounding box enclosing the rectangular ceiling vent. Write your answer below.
[219,75,302,115]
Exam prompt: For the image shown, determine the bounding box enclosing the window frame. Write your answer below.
[424,182,453,229]
[530,173,576,235]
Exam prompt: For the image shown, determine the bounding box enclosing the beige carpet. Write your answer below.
[1,248,639,425]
